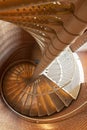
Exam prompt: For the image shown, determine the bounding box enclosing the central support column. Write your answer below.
[32,0,87,79]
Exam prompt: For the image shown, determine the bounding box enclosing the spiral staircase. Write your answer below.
[0,0,87,125]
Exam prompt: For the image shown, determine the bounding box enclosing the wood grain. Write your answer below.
[0,82,87,130]
[0,52,87,130]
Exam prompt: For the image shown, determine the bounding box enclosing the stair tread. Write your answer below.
[49,93,65,112]
[44,75,73,106]
[56,88,73,107]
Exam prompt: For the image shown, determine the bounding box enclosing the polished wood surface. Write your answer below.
[0,0,87,129]
[0,51,87,130]
[0,21,42,78]
[0,81,87,130]
[1,61,73,120]
[0,0,87,79]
